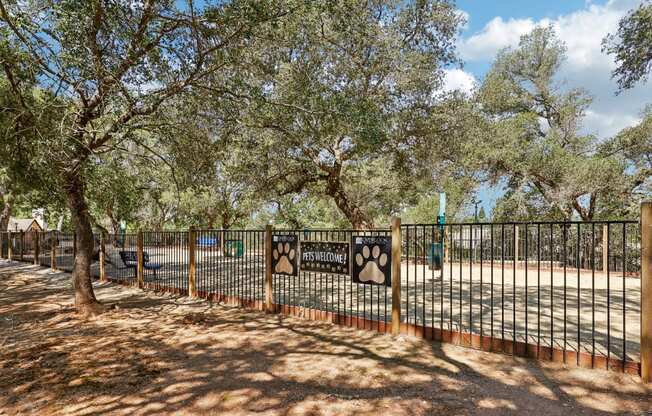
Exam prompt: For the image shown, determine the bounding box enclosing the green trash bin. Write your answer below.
[225,240,244,258]
[428,243,443,269]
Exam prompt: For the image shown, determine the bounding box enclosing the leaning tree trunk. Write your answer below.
[326,174,373,230]
[64,171,104,316]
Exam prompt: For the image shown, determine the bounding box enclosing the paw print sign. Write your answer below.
[271,234,298,276]
[352,236,392,286]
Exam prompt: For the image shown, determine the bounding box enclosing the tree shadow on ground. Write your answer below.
[0,260,649,415]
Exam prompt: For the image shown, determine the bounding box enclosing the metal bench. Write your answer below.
[118,250,162,277]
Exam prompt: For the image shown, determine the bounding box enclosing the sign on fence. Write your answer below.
[272,234,298,276]
[300,241,350,275]
[352,236,392,286]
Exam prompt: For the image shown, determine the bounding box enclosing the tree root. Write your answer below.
[75,300,106,318]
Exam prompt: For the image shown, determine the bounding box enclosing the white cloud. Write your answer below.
[442,68,476,94]
[459,0,652,137]
[459,16,538,61]
[583,110,641,138]
[550,3,622,72]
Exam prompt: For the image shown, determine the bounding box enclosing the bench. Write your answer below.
[118,250,162,277]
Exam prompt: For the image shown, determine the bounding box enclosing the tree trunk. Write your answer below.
[64,171,104,316]
[0,195,12,231]
[106,206,120,236]
[326,173,373,230]
[572,195,595,221]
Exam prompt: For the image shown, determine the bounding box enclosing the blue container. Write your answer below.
[197,237,218,248]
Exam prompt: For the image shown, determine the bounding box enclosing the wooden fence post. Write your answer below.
[99,233,106,282]
[188,226,197,297]
[641,202,652,383]
[391,217,402,335]
[265,224,274,313]
[0,232,4,259]
[50,232,57,271]
[603,224,609,275]
[20,231,24,261]
[137,230,144,288]
[7,231,12,260]
[33,231,39,266]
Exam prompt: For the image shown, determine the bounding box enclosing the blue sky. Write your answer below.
[446,0,651,216]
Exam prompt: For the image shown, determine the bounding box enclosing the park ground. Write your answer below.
[0,261,650,416]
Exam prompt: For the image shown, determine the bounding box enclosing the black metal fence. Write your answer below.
[142,231,189,294]
[195,229,265,305]
[401,221,640,372]
[0,219,643,374]
[104,233,138,284]
[38,231,53,267]
[57,232,75,272]
[0,232,7,258]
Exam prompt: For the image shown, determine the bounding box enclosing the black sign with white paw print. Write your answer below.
[351,236,392,286]
[272,234,298,276]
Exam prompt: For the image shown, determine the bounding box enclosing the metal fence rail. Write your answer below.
[104,233,138,284]
[21,232,35,263]
[56,232,75,272]
[11,232,21,262]
[0,232,7,258]
[39,231,52,267]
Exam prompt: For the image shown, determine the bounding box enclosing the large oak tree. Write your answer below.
[239,0,464,228]
[0,0,290,315]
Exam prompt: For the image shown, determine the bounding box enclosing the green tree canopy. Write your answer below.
[0,0,292,314]
[476,26,628,221]
[603,2,652,91]
[232,0,465,228]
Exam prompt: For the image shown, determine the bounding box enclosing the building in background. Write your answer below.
[6,209,48,232]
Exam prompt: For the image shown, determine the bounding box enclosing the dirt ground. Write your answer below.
[0,261,650,416]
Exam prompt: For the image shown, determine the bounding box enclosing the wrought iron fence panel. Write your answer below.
[401,220,640,371]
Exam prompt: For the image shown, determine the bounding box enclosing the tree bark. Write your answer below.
[106,206,120,236]
[572,195,596,221]
[219,217,231,255]
[325,172,373,230]
[64,170,104,316]
[0,194,13,231]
